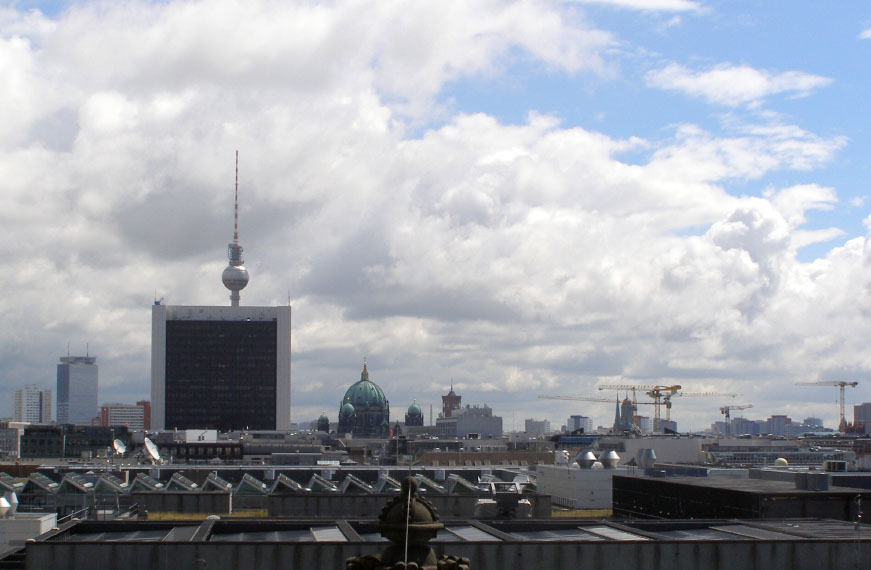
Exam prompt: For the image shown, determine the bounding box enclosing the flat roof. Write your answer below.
[26,517,871,545]
[615,474,871,496]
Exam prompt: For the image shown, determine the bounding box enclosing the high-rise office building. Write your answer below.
[151,304,291,431]
[150,154,291,432]
[57,356,98,425]
[855,403,871,435]
[14,385,52,424]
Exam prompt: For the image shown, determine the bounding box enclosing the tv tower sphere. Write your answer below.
[222,245,249,299]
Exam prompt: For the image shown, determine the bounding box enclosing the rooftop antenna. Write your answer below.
[222,150,249,306]
[234,150,239,244]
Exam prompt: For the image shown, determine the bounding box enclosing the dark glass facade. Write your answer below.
[20,425,130,458]
[165,319,277,431]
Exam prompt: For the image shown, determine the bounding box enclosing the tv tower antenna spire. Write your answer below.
[222,150,249,306]
[234,150,239,243]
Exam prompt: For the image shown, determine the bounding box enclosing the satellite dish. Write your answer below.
[144,437,162,464]
[113,439,127,455]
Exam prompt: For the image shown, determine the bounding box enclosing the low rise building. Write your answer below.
[19,424,130,459]
[455,405,502,438]
[536,463,617,509]
[8,515,871,570]
[436,405,502,439]
[613,472,871,521]
[566,415,592,434]
[0,421,27,458]
[524,418,551,437]
[99,402,150,431]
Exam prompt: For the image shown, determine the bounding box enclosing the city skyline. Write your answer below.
[2,1,871,431]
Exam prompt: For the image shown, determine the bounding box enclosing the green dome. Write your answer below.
[340,401,356,416]
[341,363,389,409]
[407,402,422,416]
[318,412,329,421]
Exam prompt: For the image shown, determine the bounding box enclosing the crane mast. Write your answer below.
[719,404,753,436]
[539,385,737,434]
[795,381,858,432]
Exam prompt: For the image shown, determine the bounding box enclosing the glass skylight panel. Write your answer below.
[446,525,501,542]
[583,526,649,541]
[311,526,347,542]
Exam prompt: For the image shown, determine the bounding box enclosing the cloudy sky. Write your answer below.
[2,0,871,432]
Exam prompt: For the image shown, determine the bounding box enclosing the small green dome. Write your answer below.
[340,401,356,416]
[407,401,422,416]
[318,412,329,421]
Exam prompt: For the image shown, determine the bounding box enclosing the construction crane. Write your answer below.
[598,385,681,433]
[537,394,654,434]
[719,404,753,436]
[668,391,738,432]
[795,381,859,432]
[538,395,616,404]
[597,385,737,433]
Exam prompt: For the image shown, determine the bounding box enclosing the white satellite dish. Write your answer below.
[113,439,127,455]
[143,437,162,464]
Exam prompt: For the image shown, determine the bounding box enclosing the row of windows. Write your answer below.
[164,320,279,431]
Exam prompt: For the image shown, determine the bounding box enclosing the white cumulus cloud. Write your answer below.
[645,62,833,107]
[0,0,865,431]
[570,0,701,11]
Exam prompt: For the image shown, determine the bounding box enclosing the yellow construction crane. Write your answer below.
[795,381,859,432]
[539,386,738,433]
[537,394,652,410]
[597,384,737,432]
[538,395,617,404]
[719,404,753,436]
[597,384,681,432]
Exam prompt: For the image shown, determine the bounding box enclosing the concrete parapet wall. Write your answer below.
[24,537,870,570]
[267,493,551,519]
[133,492,231,515]
[131,491,551,519]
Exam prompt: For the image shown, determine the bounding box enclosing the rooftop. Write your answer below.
[8,517,871,570]
[616,473,869,496]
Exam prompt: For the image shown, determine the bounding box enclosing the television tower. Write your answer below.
[221,151,249,306]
